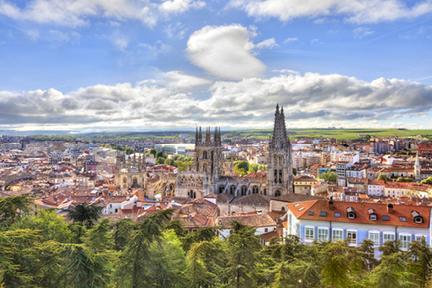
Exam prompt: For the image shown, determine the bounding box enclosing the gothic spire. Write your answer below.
[198,126,202,144]
[205,127,211,144]
[271,104,289,150]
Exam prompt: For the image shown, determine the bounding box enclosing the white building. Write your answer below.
[285,199,432,257]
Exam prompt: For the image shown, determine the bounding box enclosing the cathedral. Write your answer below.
[175,104,294,199]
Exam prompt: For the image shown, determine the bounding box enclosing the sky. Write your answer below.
[0,0,432,132]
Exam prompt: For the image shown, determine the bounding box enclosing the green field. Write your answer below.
[224,128,432,141]
[25,128,432,142]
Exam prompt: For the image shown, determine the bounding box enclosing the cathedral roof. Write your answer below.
[230,194,270,206]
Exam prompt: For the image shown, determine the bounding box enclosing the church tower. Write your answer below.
[267,104,294,196]
[194,127,222,194]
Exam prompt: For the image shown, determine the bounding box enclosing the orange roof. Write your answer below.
[287,199,431,228]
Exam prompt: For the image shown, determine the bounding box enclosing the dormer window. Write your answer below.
[368,208,377,221]
[411,211,424,223]
[346,207,356,219]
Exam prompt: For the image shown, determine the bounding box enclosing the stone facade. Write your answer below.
[267,105,294,196]
[114,153,146,190]
[175,105,294,199]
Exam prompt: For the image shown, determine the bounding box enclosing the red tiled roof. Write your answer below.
[287,199,431,228]
[218,213,276,228]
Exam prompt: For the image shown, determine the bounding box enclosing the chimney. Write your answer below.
[328,196,334,210]
[387,203,394,213]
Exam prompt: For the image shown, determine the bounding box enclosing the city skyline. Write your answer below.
[1,0,432,131]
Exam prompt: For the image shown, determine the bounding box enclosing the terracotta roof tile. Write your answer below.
[287,199,431,228]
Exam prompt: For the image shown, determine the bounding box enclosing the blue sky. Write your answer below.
[0,0,432,131]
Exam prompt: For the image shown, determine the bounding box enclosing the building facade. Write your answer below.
[175,105,294,199]
[285,199,432,257]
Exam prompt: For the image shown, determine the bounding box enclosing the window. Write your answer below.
[318,227,329,242]
[347,230,357,245]
[399,216,407,222]
[415,235,425,242]
[382,215,390,221]
[332,229,344,241]
[319,211,328,217]
[383,232,395,243]
[334,212,341,218]
[305,227,314,242]
[399,234,412,250]
[368,231,380,247]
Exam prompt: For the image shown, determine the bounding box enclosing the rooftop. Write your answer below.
[287,199,431,228]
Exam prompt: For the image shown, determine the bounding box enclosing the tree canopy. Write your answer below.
[0,195,431,288]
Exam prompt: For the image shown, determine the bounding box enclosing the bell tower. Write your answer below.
[267,104,294,196]
[194,126,222,194]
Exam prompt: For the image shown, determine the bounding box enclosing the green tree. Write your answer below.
[227,222,261,288]
[377,173,389,181]
[63,244,113,288]
[12,209,72,242]
[320,242,363,288]
[68,204,102,227]
[319,171,337,183]
[148,229,188,288]
[233,161,249,176]
[359,240,378,271]
[113,219,135,250]
[380,240,401,256]
[84,219,114,252]
[187,239,228,288]
[420,176,432,184]
[0,229,41,287]
[0,195,31,228]
[408,238,432,288]
[368,253,416,288]
[116,210,173,287]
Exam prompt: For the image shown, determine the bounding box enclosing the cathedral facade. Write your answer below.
[175,104,294,199]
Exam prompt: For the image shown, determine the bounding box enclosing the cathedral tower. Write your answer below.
[267,104,294,196]
[193,126,222,194]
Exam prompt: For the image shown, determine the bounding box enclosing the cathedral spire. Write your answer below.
[205,127,211,144]
[198,127,202,144]
[271,104,288,150]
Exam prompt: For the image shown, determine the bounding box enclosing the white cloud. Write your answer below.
[112,35,129,50]
[163,71,211,89]
[353,27,374,39]
[23,29,40,41]
[186,24,266,80]
[1,71,432,130]
[159,0,205,14]
[230,0,432,23]
[0,0,205,27]
[284,37,298,43]
[255,38,278,49]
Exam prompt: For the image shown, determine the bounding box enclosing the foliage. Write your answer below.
[68,204,102,227]
[233,161,266,176]
[396,177,414,182]
[0,195,432,288]
[377,173,389,181]
[233,160,249,176]
[0,195,31,228]
[421,176,432,184]
[319,171,337,182]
